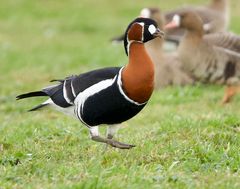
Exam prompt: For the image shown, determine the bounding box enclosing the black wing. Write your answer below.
[43,67,121,108]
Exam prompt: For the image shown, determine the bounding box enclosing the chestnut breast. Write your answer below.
[122,42,155,103]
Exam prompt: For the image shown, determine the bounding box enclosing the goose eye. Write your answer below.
[148,24,157,34]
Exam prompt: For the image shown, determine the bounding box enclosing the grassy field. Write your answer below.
[1,0,240,188]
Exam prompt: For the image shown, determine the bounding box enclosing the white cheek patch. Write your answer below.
[148,24,157,34]
[140,8,150,18]
[173,14,181,27]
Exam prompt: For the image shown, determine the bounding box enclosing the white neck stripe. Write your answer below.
[127,41,143,56]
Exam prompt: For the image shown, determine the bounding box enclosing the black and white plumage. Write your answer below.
[17,67,146,125]
[17,18,164,149]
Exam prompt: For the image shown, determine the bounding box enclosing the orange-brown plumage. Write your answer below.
[127,23,143,42]
[122,42,155,103]
[121,18,164,104]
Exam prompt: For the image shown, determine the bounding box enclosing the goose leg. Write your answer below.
[221,86,240,104]
[89,126,135,149]
[106,125,121,139]
[104,125,121,151]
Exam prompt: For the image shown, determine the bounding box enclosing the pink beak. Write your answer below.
[164,21,179,30]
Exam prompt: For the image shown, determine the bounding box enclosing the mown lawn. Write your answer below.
[0,0,240,188]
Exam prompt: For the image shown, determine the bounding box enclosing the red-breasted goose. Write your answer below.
[17,18,164,149]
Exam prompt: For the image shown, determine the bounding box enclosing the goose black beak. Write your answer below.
[153,28,165,38]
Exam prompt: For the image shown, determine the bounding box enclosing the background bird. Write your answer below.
[165,11,240,103]
[143,8,194,88]
[164,0,230,43]
[111,0,229,45]
[16,17,164,149]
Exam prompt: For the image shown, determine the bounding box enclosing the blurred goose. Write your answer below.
[112,0,229,44]
[17,18,164,149]
[204,32,240,52]
[147,38,194,88]
[165,0,230,43]
[165,11,240,103]
[144,8,194,88]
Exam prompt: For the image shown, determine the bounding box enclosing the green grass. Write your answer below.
[1,0,240,188]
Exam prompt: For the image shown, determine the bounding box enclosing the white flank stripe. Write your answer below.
[71,80,76,97]
[76,100,89,126]
[74,76,117,123]
[63,80,73,104]
[117,67,147,106]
